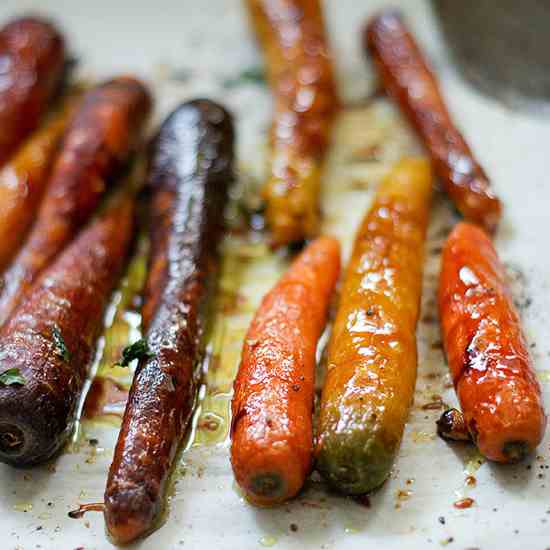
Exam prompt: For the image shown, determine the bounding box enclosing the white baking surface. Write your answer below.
[1,1,549,549]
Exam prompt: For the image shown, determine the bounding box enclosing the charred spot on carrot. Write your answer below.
[437,409,471,442]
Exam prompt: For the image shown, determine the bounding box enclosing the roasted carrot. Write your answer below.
[365,10,501,232]
[104,100,234,544]
[0,193,134,465]
[0,17,66,167]
[438,222,546,462]
[246,0,339,246]
[316,158,432,494]
[231,236,340,505]
[0,77,151,325]
[0,97,78,273]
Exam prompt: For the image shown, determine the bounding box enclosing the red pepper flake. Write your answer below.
[454,497,474,509]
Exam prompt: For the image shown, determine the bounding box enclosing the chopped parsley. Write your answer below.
[52,325,71,362]
[223,66,266,89]
[115,339,153,367]
[0,368,25,386]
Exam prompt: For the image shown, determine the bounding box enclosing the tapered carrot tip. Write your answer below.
[105,487,158,545]
[0,424,25,456]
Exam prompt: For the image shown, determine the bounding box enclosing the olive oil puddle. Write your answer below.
[72,234,149,443]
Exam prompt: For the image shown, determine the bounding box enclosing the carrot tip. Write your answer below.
[248,473,285,499]
[502,441,530,463]
[0,423,25,455]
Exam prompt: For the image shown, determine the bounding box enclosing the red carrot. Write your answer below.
[365,10,501,232]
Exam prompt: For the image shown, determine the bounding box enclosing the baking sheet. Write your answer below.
[1,1,549,549]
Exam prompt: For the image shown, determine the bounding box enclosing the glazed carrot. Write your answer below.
[316,158,432,494]
[0,97,77,272]
[0,17,66,167]
[104,100,234,544]
[438,222,546,462]
[0,77,151,325]
[246,0,339,246]
[0,193,134,465]
[365,10,501,232]
[231,236,340,505]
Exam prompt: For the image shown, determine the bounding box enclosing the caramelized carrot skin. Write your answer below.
[0,98,76,272]
[0,17,66,166]
[0,77,151,325]
[104,100,234,545]
[438,222,546,462]
[365,11,501,232]
[316,158,432,494]
[231,236,340,505]
[246,0,339,246]
[0,195,134,466]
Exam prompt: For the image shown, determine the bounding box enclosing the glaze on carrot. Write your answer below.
[246,0,339,246]
[0,194,134,465]
[0,17,66,167]
[104,100,234,544]
[316,158,432,494]
[365,10,501,232]
[231,236,340,505]
[438,222,546,462]
[0,97,77,272]
[0,77,151,325]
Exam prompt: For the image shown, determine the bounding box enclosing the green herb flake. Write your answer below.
[52,325,71,362]
[0,368,25,386]
[223,67,266,89]
[115,339,153,367]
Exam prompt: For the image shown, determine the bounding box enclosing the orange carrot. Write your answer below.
[246,0,339,247]
[231,236,340,505]
[316,157,432,493]
[439,222,546,462]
